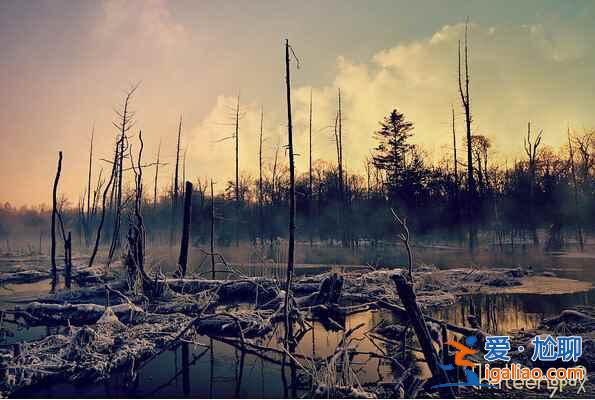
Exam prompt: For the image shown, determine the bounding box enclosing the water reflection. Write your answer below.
[430,289,595,334]
[12,308,399,398]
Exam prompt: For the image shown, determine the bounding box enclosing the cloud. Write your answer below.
[189,18,595,181]
[93,0,188,62]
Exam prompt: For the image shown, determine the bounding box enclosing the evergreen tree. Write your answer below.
[372,109,415,200]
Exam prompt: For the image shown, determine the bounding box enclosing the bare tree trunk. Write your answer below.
[86,124,94,247]
[182,148,187,197]
[567,128,584,251]
[392,273,454,398]
[308,90,314,247]
[234,95,240,247]
[64,231,72,289]
[89,146,118,270]
[51,151,63,291]
[154,139,161,209]
[451,105,459,196]
[174,115,182,203]
[284,39,297,342]
[210,180,216,279]
[524,121,542,247]
[108,85,138,264]
[171,115,183,246]
[178,181,193,278]
[337,89,344,199]
[259,106,264,245]
[458,20,477,252]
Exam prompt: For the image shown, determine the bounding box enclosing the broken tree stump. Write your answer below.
[178,181,193,277]
[65,231,72,289]
[391,272,454,398]
[51,151,63,291]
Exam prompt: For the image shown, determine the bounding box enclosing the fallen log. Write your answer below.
[391,272,454,398]
[13,302,144,325]
[0,270,47,285]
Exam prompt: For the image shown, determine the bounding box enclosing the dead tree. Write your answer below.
[131,130,146,272]
[182,148,188,197]
[174,115,182,203]
[284,39,298,340]
[170,114,183,246]
[308,90,313,201]
[524,121,542,246]
[337,89,344,199]
[451,105,460,217]
[234,94,241,246]
[391,208,413,280]
[178,181,193,277]
[257,106,266,245]
[392,273,454,398]
[108,85,138,264]
[210,180,216,279]
[51,151,63,291]
[308,90,314,246]
[85,123,94,247]
[451,105,458,190]
[567,129,584,251]
[458,19,477,251]
[64,232,72,289]
[154,138,161,209]
[88,142,118,269]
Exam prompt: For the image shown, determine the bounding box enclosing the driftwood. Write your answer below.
[391,273,454,398]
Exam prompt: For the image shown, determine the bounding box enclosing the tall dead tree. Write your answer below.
[108,85,138,264]
[178,181,193,277]
[308,89,313,202]
[524,121,542,246]
[458,19,477,251]
[174,114,182,204]
[451,105,459,193]
[567,128,584,251]
[284,39,298,341]
[258,106,264,245]
[210,179,216,279]
[88,140,119,269]
[170,114,183,246]
[451,104,461,236]
[336,89,344,199]
[51,151,63,291]
[64,231,72,289]
[234,94,241,246]
[85,123,94,247]
[154,138,161,209]
[182,148,188,197]
[308,90,314,246]
[333,89,347,246]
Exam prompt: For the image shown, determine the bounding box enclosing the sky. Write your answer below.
[1,0,594,208]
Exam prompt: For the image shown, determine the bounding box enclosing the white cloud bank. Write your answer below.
[188,18,595,185]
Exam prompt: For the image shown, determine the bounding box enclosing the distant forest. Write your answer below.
[1,110,592,254]
[1,28,593,258]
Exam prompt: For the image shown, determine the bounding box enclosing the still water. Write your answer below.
[4,286,593,397]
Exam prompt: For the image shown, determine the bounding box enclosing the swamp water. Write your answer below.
[2,284,593,397]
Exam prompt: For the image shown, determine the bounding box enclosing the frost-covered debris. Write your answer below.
[1,264,590,398]
[0,309,192,397]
